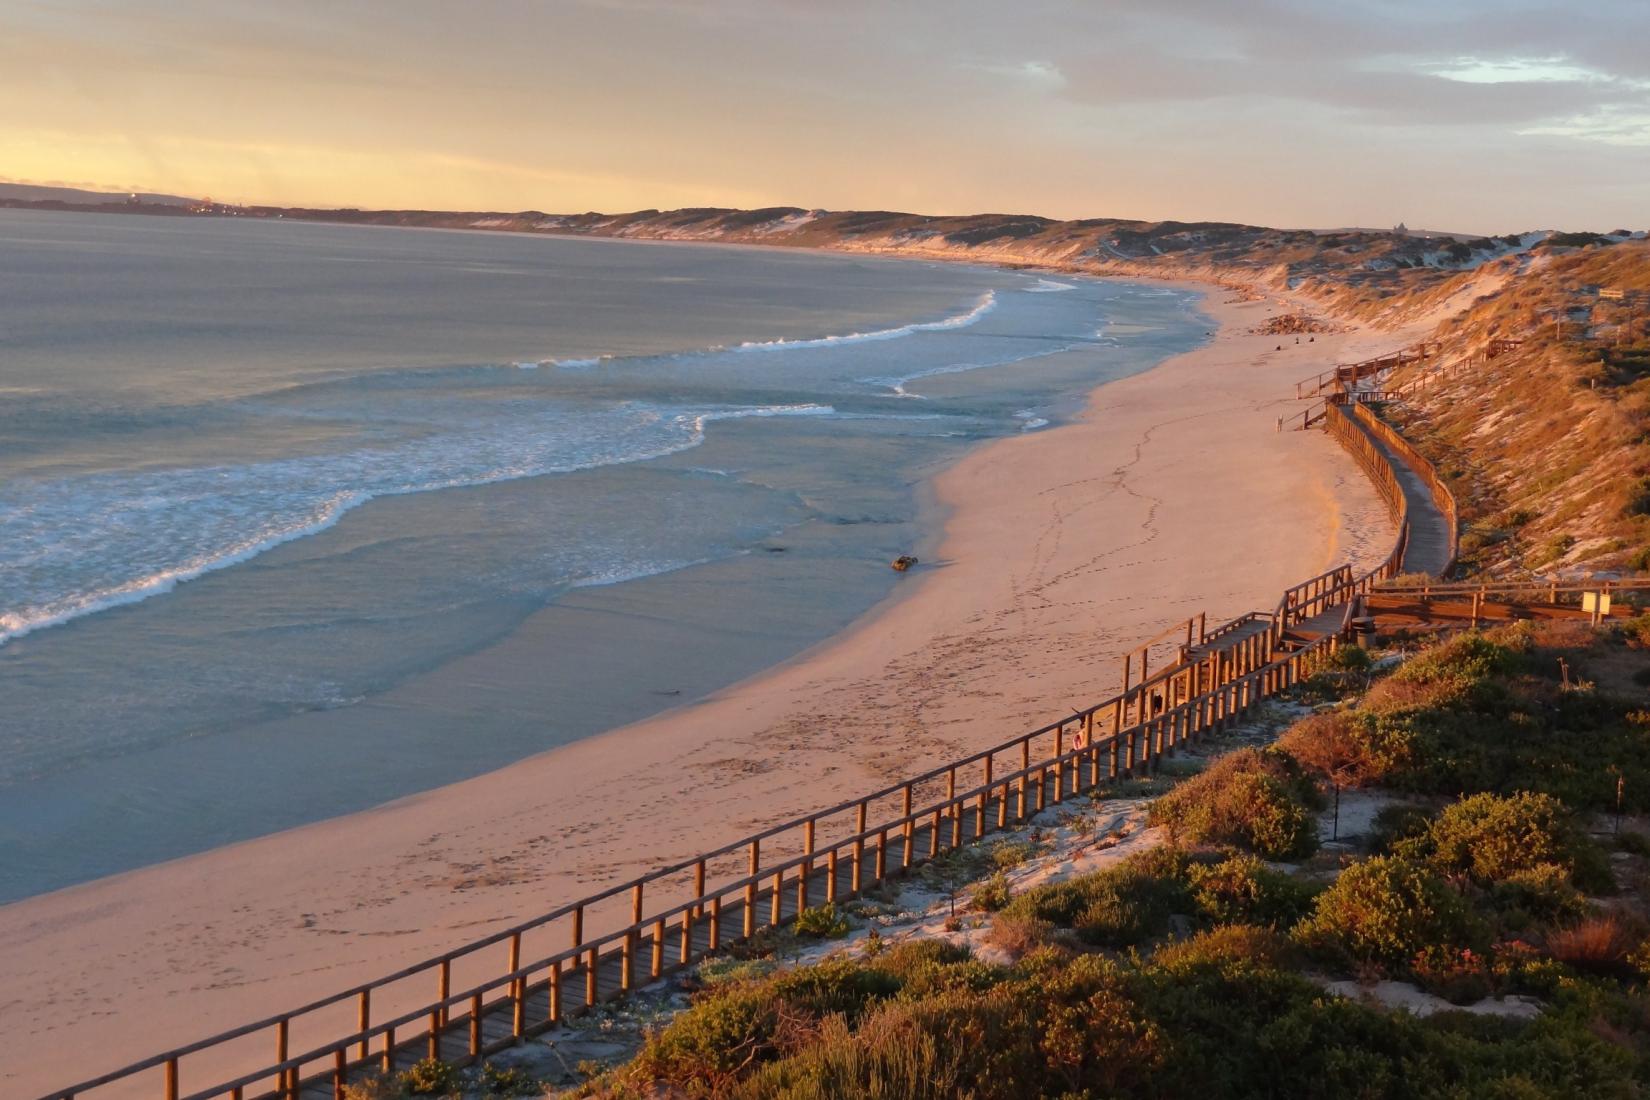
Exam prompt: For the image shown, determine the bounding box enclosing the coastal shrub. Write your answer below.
[1002,847,1192,947]
[609,942,1646,1099]
[1394,791,1614,895]
[1186,853,1319,928]
[1368,802,1434,853]
[971,872,1012,912]
[982,913,1055,961]
[400,1059,460,1096]
[1150,923,1297,974]
[793,903,850,939]
[478,1063,538,1096]
[1488,864,1589,931]
[1314,627,1650,814]
[990,837,1041,870]
[339,1077,401,1100]
[1148,748,1322,858]
[1294,856,1485,969]
[638,958,899,1087]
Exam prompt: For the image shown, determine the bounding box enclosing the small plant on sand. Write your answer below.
[340,1076,401,1100]
[400,1058,460,1096]
[1004,847,1193,948]
[479,1062,538,1096]
[983,913,1055,961]
[991,837,1041,870]
[794,903,851,939]
[972,872,1013,912]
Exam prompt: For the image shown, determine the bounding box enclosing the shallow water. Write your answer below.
[0,211,1205,900]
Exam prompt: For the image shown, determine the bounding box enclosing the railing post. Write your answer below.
[1019,739,1032,818]
[438,958,451,1028]
[469,993,482,1055]
[357,988,371,1061]
[509,930,523,1027]
[275,1018,289,1100]
[745,840,759,938]
[902,783,915,870]
[1052,724,1065,803]
[978,757,992,839]
[800,818,815,912]
[854,801,868,893]
[165,1058,178,1100]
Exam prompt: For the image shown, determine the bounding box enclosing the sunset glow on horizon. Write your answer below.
[6,0,1649,233]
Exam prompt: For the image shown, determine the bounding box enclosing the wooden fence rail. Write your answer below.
[40,356,1457,1100]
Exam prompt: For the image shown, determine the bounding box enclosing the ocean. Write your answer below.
[0,209,1205,900]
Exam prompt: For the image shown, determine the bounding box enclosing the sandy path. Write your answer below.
[0,285,1394,1096]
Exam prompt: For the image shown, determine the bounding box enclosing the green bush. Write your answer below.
[1295,856,1485,968]
[400,1059,460,1096]
[478,1063,538,1096]
[639,958,899,1087]
[1151,923,1297,974]
[1367,802,1434,853]
[1149,748,1322,858]
[1395,791,1613,894]
[1002,847,1192,947]
[971,872,1012,913]
[1186,854,1319,928]
[611,934,1646,1099]
[793,903,850,939]
[1488,864,1589,930]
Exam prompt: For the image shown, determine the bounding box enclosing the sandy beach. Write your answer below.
[1,282,1400,1096]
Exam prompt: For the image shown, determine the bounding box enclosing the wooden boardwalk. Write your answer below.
[1340,412,1453,577]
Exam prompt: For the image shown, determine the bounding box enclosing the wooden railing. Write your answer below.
[1376,577,1650,604]
[43,357,1460,1100]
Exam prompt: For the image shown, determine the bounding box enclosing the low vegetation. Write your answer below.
[506,623,1650,1098]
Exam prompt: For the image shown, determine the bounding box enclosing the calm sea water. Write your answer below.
[0,210,1205,900]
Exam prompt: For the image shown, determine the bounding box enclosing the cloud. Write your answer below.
[1035,2,1650,141]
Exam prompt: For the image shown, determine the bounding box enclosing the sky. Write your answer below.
[3,0,1649,234]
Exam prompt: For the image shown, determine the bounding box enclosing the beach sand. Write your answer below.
[1,284,1400,1096]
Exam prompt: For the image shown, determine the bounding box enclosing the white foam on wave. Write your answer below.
[0,402,837,648]
[733,292,997,353]
[876,341,1081,397]
[1025,278,1076,293]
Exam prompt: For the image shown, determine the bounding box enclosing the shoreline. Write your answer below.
[2,278,1400,1096]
